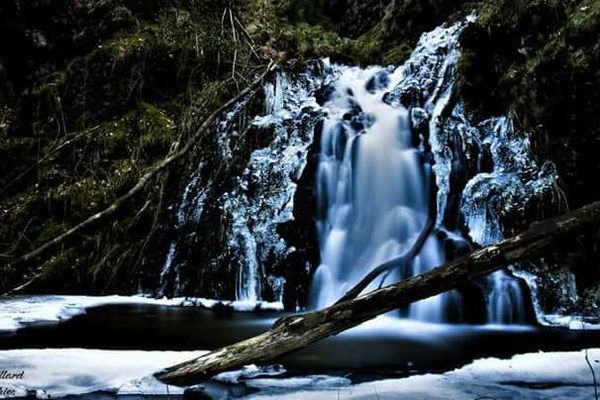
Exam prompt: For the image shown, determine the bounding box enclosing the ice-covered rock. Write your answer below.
[220,69,325,302]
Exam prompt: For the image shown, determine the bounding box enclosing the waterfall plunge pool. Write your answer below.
[1,301,599,381]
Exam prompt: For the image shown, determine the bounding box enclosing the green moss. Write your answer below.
[245,0,414,65]
[290,23,352,58]
[272,0,334,26]
[0,189,39,234]
[29,71,67,98]
[38,252,72,281]
[21,3,235,140]
[265,19,411,65]
[57,177,109,212]
[33,220,70,248]
[100,9,209,62]
[475,0,563,27]
[0,0,268,293]
[96,120,131,158]
[135,102,177,158]
[567,0,600,36]
[46,101,173,213]
[382,43,413,65]
[101,101,175,159]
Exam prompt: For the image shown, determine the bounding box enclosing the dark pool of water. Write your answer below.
[1,304,600,381]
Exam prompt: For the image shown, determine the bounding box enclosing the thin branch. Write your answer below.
[0,125,100,196]
[582,313,599,399]
[234,15,260,60]
[228,7,239,89]
[585,347,599,400]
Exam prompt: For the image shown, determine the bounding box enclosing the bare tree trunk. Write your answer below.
[2,62,277,295]
[155,200,600,386]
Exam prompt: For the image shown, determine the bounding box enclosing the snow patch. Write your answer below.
[0,348,597,399]
[0,349,200,398]
[248,349,600,400]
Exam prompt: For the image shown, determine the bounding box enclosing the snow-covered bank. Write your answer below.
[0,349,201,398]
[0,349,598,399]
[248,350,600,400]
[541,314,600,330]
[0,295,283,332]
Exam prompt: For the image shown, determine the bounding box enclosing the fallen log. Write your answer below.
[155,199,600,386]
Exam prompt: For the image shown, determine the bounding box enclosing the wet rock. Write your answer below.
[365,70,390,93]
[410,107,428,131]
[315,84,336,106]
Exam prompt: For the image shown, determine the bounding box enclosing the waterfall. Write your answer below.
[308,63,448,320]
[162,17,562,322]
[308,24,464,319]
[309,17,561,324]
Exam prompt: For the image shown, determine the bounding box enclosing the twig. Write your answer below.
[585,348,598,400]
[0,218,33,258]
[582,318,599,399]
[0,125,100,196]
[228,7,239,89]
[218,7,227,73]
[234,15,260,60]
[3,273,41,296]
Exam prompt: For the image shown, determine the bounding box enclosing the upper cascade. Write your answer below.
[161,17,563,324]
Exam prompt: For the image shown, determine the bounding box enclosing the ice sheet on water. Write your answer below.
[0,295,283,333]
[215,364,286,384]
[540,314,600,330]
[0,349,199,398]
[0,295,140,332]
[248,349,600,400]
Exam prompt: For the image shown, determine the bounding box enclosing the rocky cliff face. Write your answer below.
[1,0,598,319]
[458,0,600,317]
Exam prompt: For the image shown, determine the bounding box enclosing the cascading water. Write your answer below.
[162,17,563,323]
[308,65,450,321]
[308,18,561,324]
[306,21,470,319]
